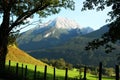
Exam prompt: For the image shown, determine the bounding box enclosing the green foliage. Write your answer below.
[82,0,120,21]
[82,0,120,62]
[8,33,19,46]
[30,36,118,67]
[5,61,115,80]
[0,0,75,70]
[0,0,75,16]
[0,0,75,36]
[40,58,73,69]
[102,68,115,77]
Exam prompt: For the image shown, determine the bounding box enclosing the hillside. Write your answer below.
[83,24,109,38]
[25,25,118,67]
[28,36,117,67]
[17,17,118,67]
[6,45,47,66]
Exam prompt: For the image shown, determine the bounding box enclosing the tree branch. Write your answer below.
[8,3,50,33]
[17,20,41,32]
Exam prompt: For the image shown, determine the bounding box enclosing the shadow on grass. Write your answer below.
[0,65,77,80]
[89,75,115,80]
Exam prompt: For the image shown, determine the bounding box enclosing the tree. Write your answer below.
[102,68,115,76]
[8,32,19,46]
[0,0,75,72]
[82,0,120,61]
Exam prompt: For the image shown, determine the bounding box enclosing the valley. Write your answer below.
[0,0,120,80]
[17,17,118,67]
[6,17,119,80]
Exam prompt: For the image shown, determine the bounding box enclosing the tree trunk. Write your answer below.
[0,4,10,74]
[0,2,10,78]
[0,29,8,76]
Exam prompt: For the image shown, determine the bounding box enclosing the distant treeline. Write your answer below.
[40,58,73,70]
[39,58,117,77]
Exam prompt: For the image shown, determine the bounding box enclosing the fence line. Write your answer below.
[34,65,37,80]
[53,67,56,80]
[65,68,68,80]
[99,62,102,80]
[115,65,119,80]
[6,60,119,80]
[83,66,87,80]
[21,64,24,79]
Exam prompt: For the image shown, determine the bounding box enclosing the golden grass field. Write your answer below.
[6,45,47,66]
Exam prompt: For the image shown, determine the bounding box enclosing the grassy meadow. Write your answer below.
[5,45,115,80]
[5,60,115,80]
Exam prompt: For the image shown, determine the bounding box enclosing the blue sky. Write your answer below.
[25,0,111,32]
[42,0,111,29]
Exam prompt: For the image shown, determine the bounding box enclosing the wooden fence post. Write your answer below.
[79,68,82,79]
[16,63,19,78]
[34,65,37,80]
[53,67,56,80]
[83,66,87,80]
[44,65,47,80]
[115,65,119,80]
[25,65,27,80]
[99,62,102,80]
[21,64,24,79]
[8,60,11,71]
[65,68,68,80]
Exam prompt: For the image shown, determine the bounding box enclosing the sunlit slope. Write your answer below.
[6,45,47,66]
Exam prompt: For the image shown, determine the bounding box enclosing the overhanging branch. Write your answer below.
[8,3,50,33]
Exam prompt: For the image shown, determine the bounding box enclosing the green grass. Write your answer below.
[6,46,115,80]
[5,60,115,80]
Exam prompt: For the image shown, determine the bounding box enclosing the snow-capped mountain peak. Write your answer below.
[34,17,83,31]
[25,17,94,38]
[49,17,82,29]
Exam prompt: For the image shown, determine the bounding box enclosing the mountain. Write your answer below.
[48,17,82,29]
[81,27,94,34]
[17,17,94,51]
[84,24,109,38]
[17,17,117,67]
[22,24,118,67]
[28,36,117,67]
[6,45,47,66]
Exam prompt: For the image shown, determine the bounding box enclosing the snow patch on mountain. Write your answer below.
[52,30,55,34]
[44,32,51,38]
[51,17,82,29]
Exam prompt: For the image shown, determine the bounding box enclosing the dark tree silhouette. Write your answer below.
[0,0,75,73]
[83,1,120,54]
